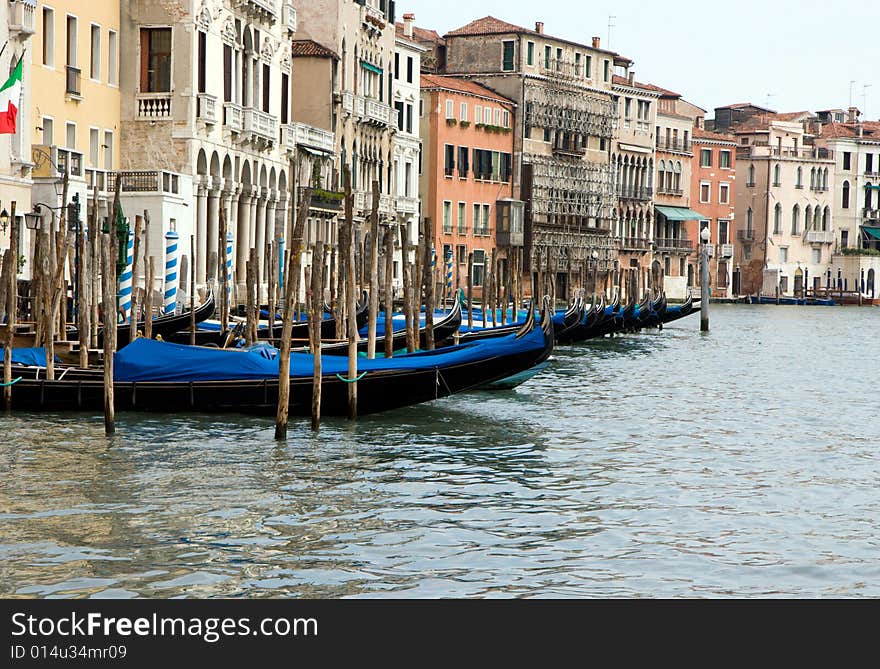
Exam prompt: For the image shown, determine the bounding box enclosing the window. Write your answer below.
[773,164,781,186]
[544,45,551,69]
[843,152,851,170]
[719,183,729,204]
[458,202,466,234]
[460,102,467,122]
[442,201,452,233]
[90,24,101,80]
[494,108,501,126]
[484,107,491,124]
[473,204,480,235]
[543,127,551,143]
[140,28,172,92]
[65,121,76,150]
[748,164,755,186]
[812,248,821,264]
[700,182,711,203]
[42,117,53,145]
[555,47,562,71]
[526,41,534,66]
[394,101,404,131]
[394,52,399,79]
[700,148,712,167]
[406,103,413,133]
[419,99,423,117]
[103,130,113,170]
[779,247,788,263]
[624,97,632,126]
[482,204,491,235]
[89,127,99,166]
[456,244,467,264]
[108,30,118,85]
[773,203,782,234]
[796,166,803,188]
[406,56,413,83]
[444,144,455,176]
[746,207,753,232]
[474,105,481,124]
[473,249,485,286]
[867,154,874,174]
[744,245,751,261]
[42,7,55,67]
[66,15,78,67]
[584,54,591,78]
[718,219,729,244]
[445,99,454,119]
[502,110,510,128]
[197,30,206,94]
[262,63,270,112]
[791,205,800,235]
[719,150,731,169]
[457,146,469,177]
[699,220,710,241]
[574,52,581,76]
[842,180,850,209]
[281,72,289,124]
[603,59,610,82]
[502,41,515,71]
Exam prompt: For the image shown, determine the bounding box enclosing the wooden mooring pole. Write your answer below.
[344,172,358,419]
[310,240,325,431]
[383,222,394,358]
[3,201,17,409]
[366,180,380,359]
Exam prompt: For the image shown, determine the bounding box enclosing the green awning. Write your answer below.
[655,205,706,221]
[862,226,880,240]
[865,184,880,190]
[360,60,383,75]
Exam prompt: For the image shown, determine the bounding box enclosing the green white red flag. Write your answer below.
[0,56,23,134]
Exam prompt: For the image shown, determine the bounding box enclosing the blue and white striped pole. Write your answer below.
[118,221,134,322]
[163,230,179,315]
[277,237,285,297]
[226,232,234,305]
[445,247,453,312]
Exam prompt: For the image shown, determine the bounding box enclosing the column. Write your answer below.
[261,191,276,286]
[248,187,259,255]
[254,188,268,282]
[196,178,208,284]
[206,180,221,283]
[236,190,252,283]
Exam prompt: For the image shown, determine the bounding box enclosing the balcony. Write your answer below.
[197,93,218,124]
[65,65,82,98]
[739,144,833,161]
[805,230,834,244]
[864,208,880,222]
[736,229,756,242]
[301,187,344,213]
[235,0,278,22]
[31,145,83,179]
[702,243,716,258]
[106,170,180,194]
[137,93,172,120]
[655,138,692,154]
[283,3,297,33]
[395,196,419,215]
[223,102,243,132]
[353,191,393,215]
[85,168,108,193]
[617,185,653,201]
[865,170,880,179]
[364,97,394,127]
[242,107,278,145]
[720,243,734,258]
[656,186,684,197]
[9,0,36,36]
[618,236,652,251]
[655,237,694,252]
[553,144,587,159]
[291,123,335,153]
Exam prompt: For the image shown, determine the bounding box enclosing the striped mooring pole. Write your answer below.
[445,246,453,311]
[226,232,234,305]
[163,230,180,315]
[118,221,134,322]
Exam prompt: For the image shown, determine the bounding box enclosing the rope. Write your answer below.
[335,372,367,383]
[0,377,22,387]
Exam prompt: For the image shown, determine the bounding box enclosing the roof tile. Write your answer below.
[420,74,514,105]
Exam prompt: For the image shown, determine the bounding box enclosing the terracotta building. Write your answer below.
[689,127,737,298]
[419,74,518,302]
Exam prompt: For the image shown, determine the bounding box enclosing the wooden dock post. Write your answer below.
[344,171,358,419]
[413,220,423,351]
[383,222,394,358]
[3,201,17,409]
[103,177,121,436]
[267,241,276,340]
[310,240,325,431]
[422,216,435,350]
[400,222,415,354]
[89,187,100,350]
[275,185,311,440]
[129,215,143,345]
[144,256,155,340]
[467,251,474,330]
[366,180,380,359]
[189,235,196,346]
[218,205,229,337]
[78,191,92,368]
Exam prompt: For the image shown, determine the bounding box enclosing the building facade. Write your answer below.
[440,17,619,301]
[419,74,516,302]
[0,0,35,271]
[119,0,303,301]
[690,128,737,298]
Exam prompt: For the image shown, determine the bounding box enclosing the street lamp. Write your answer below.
[23,211,41,230]
[700,226,710,332]
[0,208,8,233]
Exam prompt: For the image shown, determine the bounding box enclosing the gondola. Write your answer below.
[556,296,604,344]
[165,293,370,346]
[659,294,697,325]
[5,297,554,417]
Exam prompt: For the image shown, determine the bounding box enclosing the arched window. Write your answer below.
[748,164,755,185]
[822,206,830,231]
[810,167,816,189]
[842,180,850,209]
[805,205,812,229]
[658,160,665,190]
[674,161,682,190]
[791,204,800,235]
[796,166,803,188]
[823,168,829,189]
[813,206,821,229]
[773,203,782,234]
[774,163,781,186]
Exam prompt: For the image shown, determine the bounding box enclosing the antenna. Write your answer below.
[766,92,775,108]
[607,15,616,49]
[863,84,872,118]
[849,80,856,107]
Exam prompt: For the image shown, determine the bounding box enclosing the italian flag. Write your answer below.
[0,57,23,135]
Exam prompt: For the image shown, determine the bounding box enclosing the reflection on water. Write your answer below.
[2,305,879,598]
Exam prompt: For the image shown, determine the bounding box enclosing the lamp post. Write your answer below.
[0,208,9,234]
[700,226,710,332]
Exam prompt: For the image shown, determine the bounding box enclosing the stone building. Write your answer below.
[0,0,35,274]
[119,0,302,298]
[721,105,835,297]
[292,0,398,281]
[439,17,619,301]
[610,72,660,301]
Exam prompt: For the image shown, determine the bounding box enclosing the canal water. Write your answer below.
[1,304,878,598]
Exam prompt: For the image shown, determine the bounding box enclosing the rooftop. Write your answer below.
[395,22,444,45]
[693,127,737,143]
[420,74,515,105]
[290,40,339,60]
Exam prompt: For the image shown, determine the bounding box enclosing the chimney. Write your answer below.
[535,21,544,34]
[403,13,415,38]
[847,106,859,123]
[592,36,600,49]
[628,71,634,85]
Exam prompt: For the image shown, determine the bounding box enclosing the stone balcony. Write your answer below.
[234,0,278,22]
[341,92,396,128]
[223,102,243,132]
[137,93,172,120]
[289,123,335,153]
[106,170,181,195]
[618,236,652,251]
[394,196,419,215]
[655,237,694,252]
[354,191,393,216]
[9,0,36,36]
[242,107,278,145]
[720,243,734,258]
[197,93,218,125]
[805,230,834,244]
[283,3,297,33]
